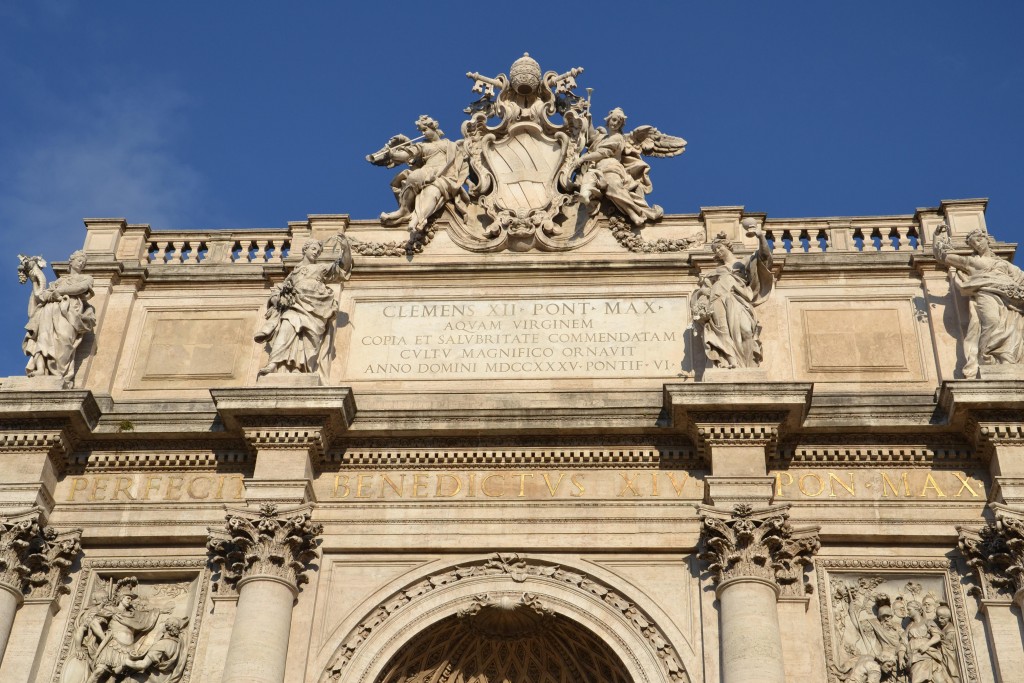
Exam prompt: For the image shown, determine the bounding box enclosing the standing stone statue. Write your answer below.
[367,115,468,231]
[690,221,774,369]
[17,250,96,388]
[255,234,352,381]
[897,600,945,683]
[933,224,1024,377]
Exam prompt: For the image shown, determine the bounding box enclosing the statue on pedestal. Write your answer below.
[933,224,1024,377]
[17,250,96,388]
[690,221,774,369]
[255,235,352,381]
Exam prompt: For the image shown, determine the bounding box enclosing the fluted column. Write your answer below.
[208,503,322,683]
[698,503,819,683]
[0,508,80,670]
[958,504,1024,682]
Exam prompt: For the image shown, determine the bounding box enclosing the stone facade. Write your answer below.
[2,57,1023,683]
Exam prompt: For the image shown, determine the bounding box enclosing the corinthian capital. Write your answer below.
[697,503,820,597]
[0,508,82,602]
[958,504,1024,603]
[207,502,322,593]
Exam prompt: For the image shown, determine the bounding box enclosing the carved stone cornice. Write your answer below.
[697,503,820,597]
[210,387,355,468]
[207,502,322,594]
[957,503,1024,604]
[0,507,81,603]
[0,426,72,462]
[964,412,1024,452]
[663,383,811,461]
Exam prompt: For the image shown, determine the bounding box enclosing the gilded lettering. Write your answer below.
[356,474,375,498]
[775,472,793,497]
[953,472,980,498]
[68,476,88,501]
[165,476,185,501]
[481,474,504,497]
[436,473,462,497]
[380,474,404,497]
[570,473,585,497]
[920,473,946,498]
[797,473,825,497]
[666,472,689,496]
[513,473,533,497]
[89,477,109,502]
[113,476,136,501]
[617,473,641,497]
[828,472,855,497]
[413,474,429,498]
[333,474,351,498]
[542,473,566,496]
[650,472,659,496]
[881,472,910,497]
[187,476,212,499]
[141,476,163,501]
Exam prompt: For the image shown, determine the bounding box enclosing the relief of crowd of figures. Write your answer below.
[828,575,963,683]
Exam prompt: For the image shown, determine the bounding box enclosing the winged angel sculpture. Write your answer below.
[367,54,687,252]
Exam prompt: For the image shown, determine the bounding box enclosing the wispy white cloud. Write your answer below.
[0,76,206,253]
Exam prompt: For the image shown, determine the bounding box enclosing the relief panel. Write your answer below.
[51,558,209,683]
[817,559,979,683]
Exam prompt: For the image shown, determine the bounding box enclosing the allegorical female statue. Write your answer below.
[933,224,1024,377]
[574,107,686,226]
[17,250,96,388]
[690,224,774,369]
[367,115,468,231]
[255,234,352,381]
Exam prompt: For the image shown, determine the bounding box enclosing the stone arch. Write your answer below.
[317,554,690,683]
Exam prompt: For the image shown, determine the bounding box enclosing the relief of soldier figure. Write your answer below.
[366,54,686,252]
[829,577,961,683]
[62,577,190,683]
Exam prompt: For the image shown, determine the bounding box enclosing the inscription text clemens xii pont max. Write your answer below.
[347,296,686,380]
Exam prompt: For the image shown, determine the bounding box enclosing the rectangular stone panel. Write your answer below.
[787,297,926,381]
[344,295,687,381]
[128,308,257,389]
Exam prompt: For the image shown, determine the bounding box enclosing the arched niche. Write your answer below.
[317,555,690,683]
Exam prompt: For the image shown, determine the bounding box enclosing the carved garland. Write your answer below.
[320,553,690,683]
[814,558,980,683]
[50,558,209,683]
[348,224,437,258]
[607,216,705,253]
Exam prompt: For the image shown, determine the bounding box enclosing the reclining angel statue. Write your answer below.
[366,115,468,231]
[572,107,686,226]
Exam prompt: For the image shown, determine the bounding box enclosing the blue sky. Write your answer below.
[1,2,1022,378]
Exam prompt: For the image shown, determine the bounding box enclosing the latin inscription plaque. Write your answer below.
[346,296,687,380]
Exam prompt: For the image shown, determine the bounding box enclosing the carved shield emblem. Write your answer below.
[480,121,566,213]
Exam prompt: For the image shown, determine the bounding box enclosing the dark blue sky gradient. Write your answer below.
[1,2,1022,377]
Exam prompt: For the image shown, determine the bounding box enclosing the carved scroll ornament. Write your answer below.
[957,504,1024,602]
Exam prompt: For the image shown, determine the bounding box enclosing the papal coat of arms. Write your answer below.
[367,54,686,253]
